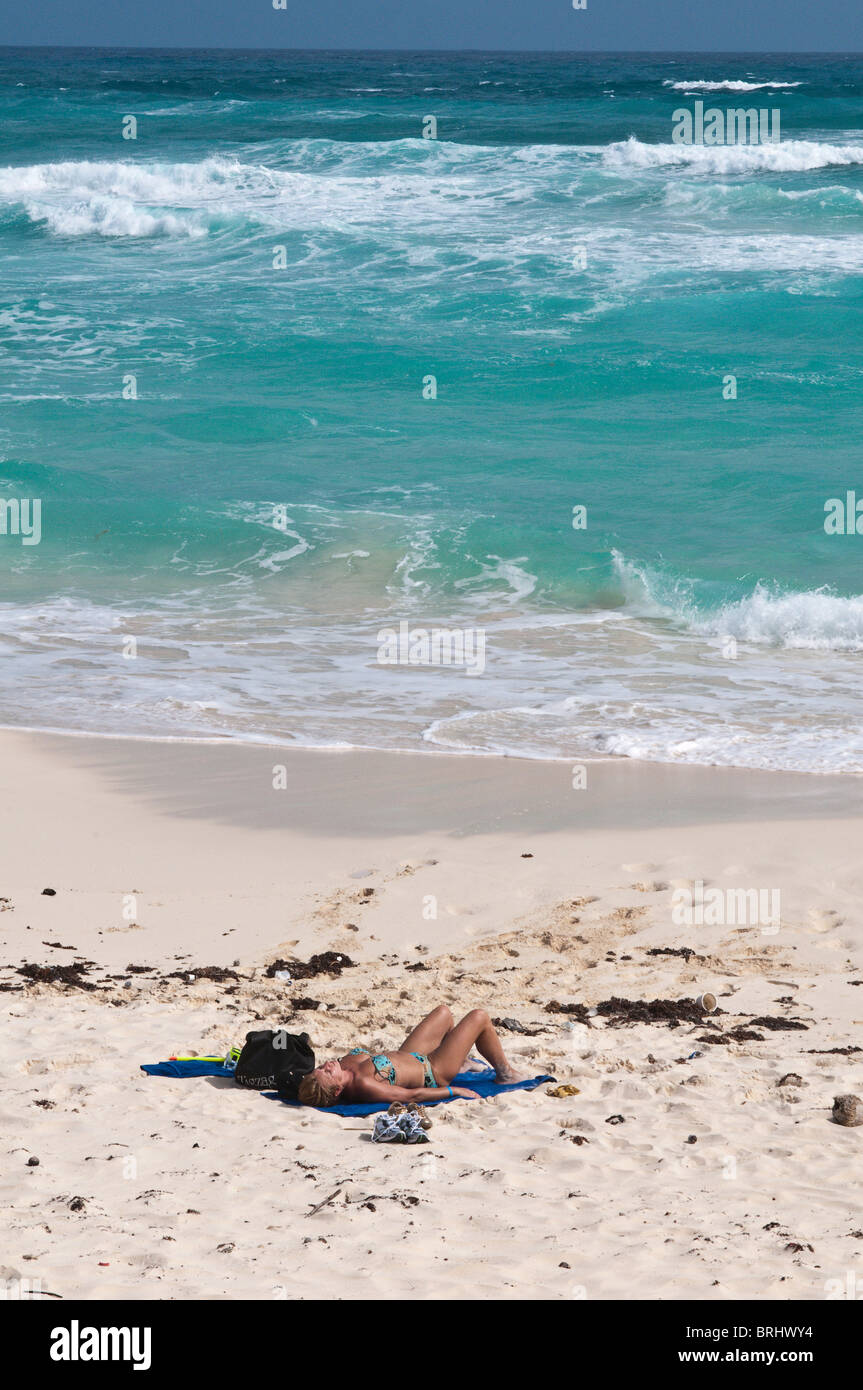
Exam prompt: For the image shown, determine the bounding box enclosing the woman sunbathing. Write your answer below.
[297,1005,527,1107]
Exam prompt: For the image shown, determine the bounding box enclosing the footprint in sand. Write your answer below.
[606,906,648,924]
[808,908,844,933]
[630,880,669,893]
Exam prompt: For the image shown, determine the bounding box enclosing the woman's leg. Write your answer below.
[428,1009,526,1085]
[400,1003,454,1056]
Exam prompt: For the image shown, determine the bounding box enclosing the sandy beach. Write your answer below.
[2,729,862,1301]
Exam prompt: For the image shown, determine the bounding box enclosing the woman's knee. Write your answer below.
[466,1007,490,1028]
[436,1004,454,1027]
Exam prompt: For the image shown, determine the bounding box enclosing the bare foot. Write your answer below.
[496,1065,529,1084]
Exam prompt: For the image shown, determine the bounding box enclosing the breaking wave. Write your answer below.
[663,79,803,92]
[613,553,863,651]
[604,137,863,174]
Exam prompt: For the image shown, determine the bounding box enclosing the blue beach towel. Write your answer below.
[141,1059,555,1116]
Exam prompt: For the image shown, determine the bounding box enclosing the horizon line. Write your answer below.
[1,44,861,56]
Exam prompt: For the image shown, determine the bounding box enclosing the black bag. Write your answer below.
[233,1029,315,1100]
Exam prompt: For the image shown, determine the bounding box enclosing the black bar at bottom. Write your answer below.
[5,1297,853,1375]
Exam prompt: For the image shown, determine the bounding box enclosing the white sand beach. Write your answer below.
[2,730,862,1300]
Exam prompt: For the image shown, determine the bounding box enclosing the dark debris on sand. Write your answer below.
[697,1028,765,1045]
[163,965,239,984]
[696,1016,809,1044]
[16,961,98,991]
[547,996,726,1027]
[545,1000,591,1023]
[266,952,355,980]
[747,1016,808,1032]
[645,946,706,962]
[545,995,810,1040]
[597,996,724,1028]
[493,1016,545,1036]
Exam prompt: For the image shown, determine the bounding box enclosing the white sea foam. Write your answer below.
[613,552,863,651]
[0,158,243,203]
[28,197,206,238]
[691,586,863,651]
[663,79,803,92]
[422,699,863,774]
[0,149,514,239]
[604,137,863,175]
[454,554,538,605]
[2,566,862,773]
[7,139,862,249]
[0,158,240,236]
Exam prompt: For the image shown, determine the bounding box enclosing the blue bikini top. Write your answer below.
[348,1046,396,1084]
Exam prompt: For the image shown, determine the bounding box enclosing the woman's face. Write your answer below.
[315,1058,348,1094]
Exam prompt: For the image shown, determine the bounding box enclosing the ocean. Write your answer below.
[1,47,862,771]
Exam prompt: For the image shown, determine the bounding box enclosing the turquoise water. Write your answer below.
[1,49,863,769]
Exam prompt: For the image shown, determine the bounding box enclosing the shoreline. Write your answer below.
[5,714,863,777]
[6,728,863,838]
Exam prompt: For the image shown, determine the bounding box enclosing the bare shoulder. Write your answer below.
[346,1073,389,1101]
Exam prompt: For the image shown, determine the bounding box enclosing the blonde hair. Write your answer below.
[298,1072,340,1108]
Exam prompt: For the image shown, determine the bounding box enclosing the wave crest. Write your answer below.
[0,157,244,237]
[663,79,803,92]
[613,553,863,651]
[695,586,863,651]
[604,136,863,174]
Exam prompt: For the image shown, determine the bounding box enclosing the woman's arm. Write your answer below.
[398,1085,481,1102]
[348,1079,479,1103]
